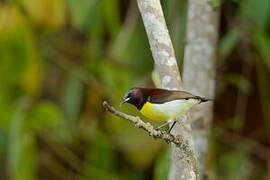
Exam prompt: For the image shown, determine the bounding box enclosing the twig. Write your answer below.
[103,101,183,145]
[102,101,199,176]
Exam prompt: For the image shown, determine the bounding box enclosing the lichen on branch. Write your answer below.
[102,101,199,177]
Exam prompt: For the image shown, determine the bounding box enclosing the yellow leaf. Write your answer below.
[22,0,67,29]
[0,5,43,97]
[21,61,43,97]
[0,5,24,32]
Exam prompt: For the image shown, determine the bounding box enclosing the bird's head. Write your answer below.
[121,88,145,110]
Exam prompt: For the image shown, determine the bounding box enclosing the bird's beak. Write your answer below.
[120,97,130,106]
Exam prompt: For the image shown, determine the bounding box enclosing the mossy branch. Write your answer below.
[102,101,199,177]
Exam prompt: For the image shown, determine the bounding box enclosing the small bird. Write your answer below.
[121,87,210,132]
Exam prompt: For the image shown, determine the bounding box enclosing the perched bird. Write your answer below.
[121,87,210,132]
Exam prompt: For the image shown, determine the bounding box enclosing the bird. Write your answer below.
[121,87,210,133]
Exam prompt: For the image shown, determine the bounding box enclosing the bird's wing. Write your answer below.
[146,88,198,104]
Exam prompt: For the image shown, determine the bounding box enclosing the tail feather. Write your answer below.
[195,96,212,103]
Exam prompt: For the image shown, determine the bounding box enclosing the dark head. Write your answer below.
[121,88,146,110]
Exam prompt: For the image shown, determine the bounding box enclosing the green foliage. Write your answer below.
[62,72,84,123]
[210,0,221,9]
[101,0,120,37]
[21,0,67,29]
[216,151,252,180]
[67,0,98,31]
[154,148,170,180]
[27,101,63,133]
[0,6,41,96]
[224,73,252,94]
[8,101,37,180]
[240,0,270,29]
[254,30,270,71]
[0,0,270,179]
[219,29,240,60]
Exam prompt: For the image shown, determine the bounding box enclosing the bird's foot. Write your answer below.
[168,121,176,134]
[155,121,170,131]
[155,121,176,134]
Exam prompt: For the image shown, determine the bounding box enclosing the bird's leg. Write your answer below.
[168,121,176,134]
[155,121,171,130]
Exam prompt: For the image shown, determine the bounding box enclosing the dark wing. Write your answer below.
[143,88,205,104]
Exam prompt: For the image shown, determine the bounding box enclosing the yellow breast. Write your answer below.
[139,99,200,122]
[140,102,170,122]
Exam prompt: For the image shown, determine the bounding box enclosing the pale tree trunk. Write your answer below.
[182,0,219,176]
[137,0,219,179]
[137,0,198,179]
[137,0,182,90]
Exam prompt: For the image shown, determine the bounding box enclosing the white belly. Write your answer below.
[140,99,200,121]
[152,99,198,117]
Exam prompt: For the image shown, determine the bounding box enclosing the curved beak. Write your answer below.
[120,97,130,106]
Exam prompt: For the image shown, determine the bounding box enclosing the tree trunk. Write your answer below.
[137,0,219,179]
[182,0,219,176]
[137,0,182,90]
[137,0,198,179]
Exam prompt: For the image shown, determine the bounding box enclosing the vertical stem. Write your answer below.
[137,0,198,179]
[183,0,219,175]
[137,0,182,90]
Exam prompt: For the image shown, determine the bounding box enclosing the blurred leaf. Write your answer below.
[27,101,63,133]
[0,5,42,97]
[0,6,30,90]
[100,63,135,103]
[240,0,270,29]
[0,6,42,131]
[210,0,221,9]
[0,132,7,158]
[62,72,84,123]
[0,96,14,130]
[108,24,153,74]
[253,30,270,71]
[255,59,270,132]
[123,26,153,74]
[224,117,244,130]
[83,1,104,72]
[171,9,187,69]
[101,0,120,37]
[21,60,43,97]
[67,0,98,31]
[8,101,37,180]
[82,129,119,180]
[217,151,252,180]
[219,29,240,59]
[154,148,170,180]
[107,114,164,169]
[109,2,138,61]
[21,0,67,29]
[224,73,252,94]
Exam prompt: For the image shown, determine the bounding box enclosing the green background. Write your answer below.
[0,0,269,179]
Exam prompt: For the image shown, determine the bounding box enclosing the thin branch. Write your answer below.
[103,101,180,145]
[102,101,199,176]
